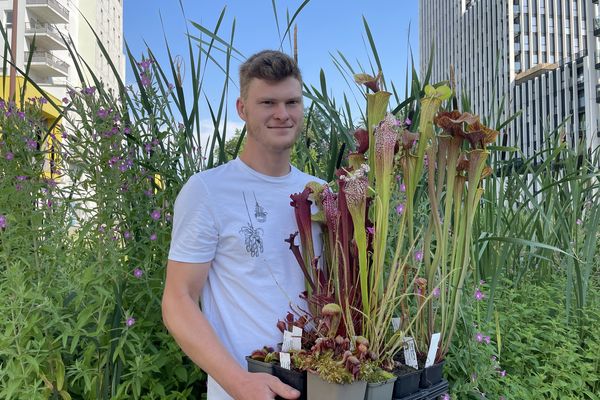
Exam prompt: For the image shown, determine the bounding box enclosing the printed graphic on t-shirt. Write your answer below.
[253,192,267,223]
[239,192,265,257]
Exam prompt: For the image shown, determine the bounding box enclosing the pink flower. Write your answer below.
[26,139,37,150]
[62,97,69,104]
[133,268,143,278]
[0,214,7,229]
[395,203,405,215]
[399,183,406,192]
[475,288,485,301]
[123,231,132,240]
[470,372,477,382]
[405,118,412,126]
[150,209,161,221]
[432,287,441,297]
[576,219,582,225]
[415,250,424,262]
[5,152,14,160]
[484,335,491,344]
[150,233,157,241]
[498,370,506,377]
[126,317,135,327]
[367,226,375,235]
[441,394,450,400]
[475,332,483,343]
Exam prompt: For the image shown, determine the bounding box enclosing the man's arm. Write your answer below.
[161,260,300,400]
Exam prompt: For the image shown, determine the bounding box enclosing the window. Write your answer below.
[5,10,12,30]
[541,36,547,52]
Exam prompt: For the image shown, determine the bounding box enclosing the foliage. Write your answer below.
[445,277,600,400]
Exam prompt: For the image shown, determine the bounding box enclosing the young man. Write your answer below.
[162,50,321,400]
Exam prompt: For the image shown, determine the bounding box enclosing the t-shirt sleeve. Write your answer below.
[168,175,218,263]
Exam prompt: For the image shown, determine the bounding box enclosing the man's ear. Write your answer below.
[236,97,246,121]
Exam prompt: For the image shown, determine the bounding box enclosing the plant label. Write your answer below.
[281,331,293,352]
[279,352,291,370]
[403,337,419,370]
[291,326,303,351]
[425,332,441,367]
[391,317,401,332]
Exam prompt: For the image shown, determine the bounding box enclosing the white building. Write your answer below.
[1,0,125,100]
[420,0,600,159]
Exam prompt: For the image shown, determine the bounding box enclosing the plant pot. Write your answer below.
[392,367,421,398]
[419,361,445,388]
[273,364,306,400]
[423,379,449,399]
[245,356,274,375]
[364,376,397,400]
[307,372,367,400]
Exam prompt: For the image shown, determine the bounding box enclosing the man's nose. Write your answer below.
[273,103,290,120]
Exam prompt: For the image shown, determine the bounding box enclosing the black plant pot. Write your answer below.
[273,364,306,400]
[392,367,421,398]
[245,356,274,375]
[419,361,445,388]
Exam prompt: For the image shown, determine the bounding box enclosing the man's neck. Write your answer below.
[239,148,291,177]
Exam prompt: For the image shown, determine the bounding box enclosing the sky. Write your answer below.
[123,0,420,136]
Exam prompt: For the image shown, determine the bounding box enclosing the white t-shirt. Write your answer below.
[168,157,323,400]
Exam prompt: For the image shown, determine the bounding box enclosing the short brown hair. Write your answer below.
[239,50,302,98]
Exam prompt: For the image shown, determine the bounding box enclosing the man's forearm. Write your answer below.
[162,291,248,397]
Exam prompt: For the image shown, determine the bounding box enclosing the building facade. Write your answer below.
[420,0,600,159]
[1,0,125,101]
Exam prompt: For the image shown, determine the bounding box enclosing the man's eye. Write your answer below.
[262,101,273,105]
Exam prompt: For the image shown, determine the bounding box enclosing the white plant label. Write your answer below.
[291,326,303,351]
[425,332,441,368]
[281,330,293,352]
[279,352,291,370]
[391,317,401,332]
[402,337,419,370]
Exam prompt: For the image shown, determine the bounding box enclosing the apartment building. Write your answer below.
[420,0,600,159]
[1,0,125,101]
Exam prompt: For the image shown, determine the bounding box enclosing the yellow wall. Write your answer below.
[0,76,62,120]
[1,75,64,179]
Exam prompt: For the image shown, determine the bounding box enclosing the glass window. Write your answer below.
[5,10,12,30]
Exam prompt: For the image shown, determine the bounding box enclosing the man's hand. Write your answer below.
[231,372,300,400]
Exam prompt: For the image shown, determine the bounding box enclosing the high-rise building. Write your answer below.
[1,0,125,101]
[420,0,600,158]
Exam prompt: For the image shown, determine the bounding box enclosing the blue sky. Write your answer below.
[123,0,419,132]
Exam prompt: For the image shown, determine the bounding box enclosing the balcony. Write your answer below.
[595,17,600,37]
[515,63,558,84]
[25,0,69,24]
[24,23,66,50]
[24,51,68,77]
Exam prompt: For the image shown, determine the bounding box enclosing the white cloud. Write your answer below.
[198,118,246,149]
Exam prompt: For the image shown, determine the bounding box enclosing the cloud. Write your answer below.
[198,118,246,149]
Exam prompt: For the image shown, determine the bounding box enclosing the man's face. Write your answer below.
[236,77,304,154]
